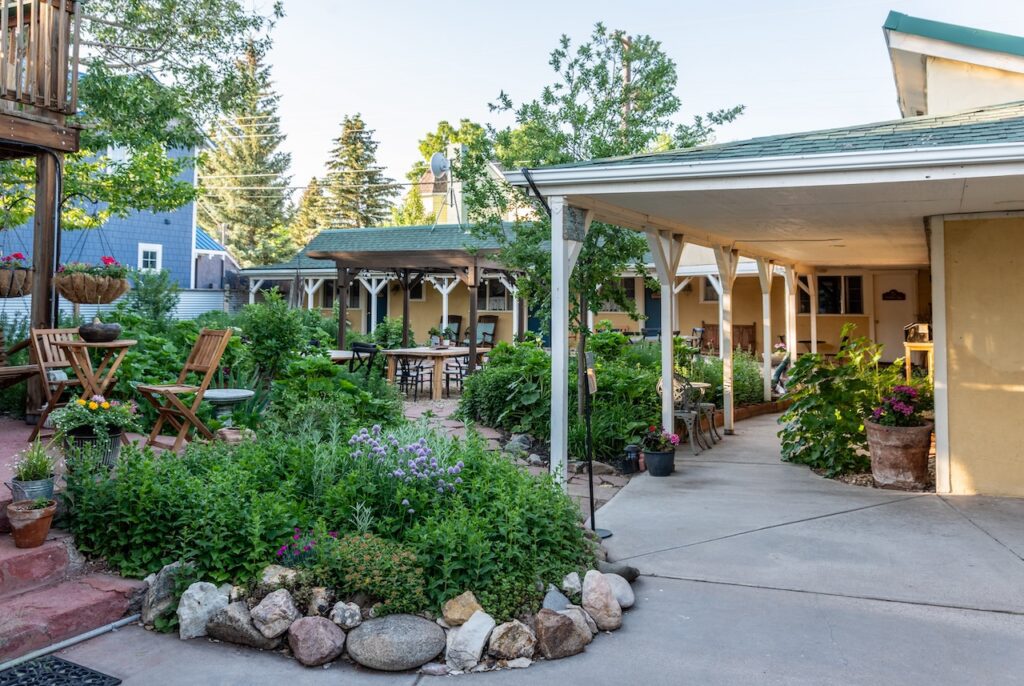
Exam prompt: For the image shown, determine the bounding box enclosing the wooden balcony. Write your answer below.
[0,0,79,158]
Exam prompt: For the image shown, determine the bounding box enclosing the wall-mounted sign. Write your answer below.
[881,289,906,301]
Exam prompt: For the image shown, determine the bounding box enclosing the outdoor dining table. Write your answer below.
[55,339,137,399]
[329,350,355,363]
[384,346,487,401]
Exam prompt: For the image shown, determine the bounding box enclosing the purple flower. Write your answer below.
[401,499,409,506]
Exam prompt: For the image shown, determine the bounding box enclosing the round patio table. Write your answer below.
[55,339,137,399]
[204,388,256,426]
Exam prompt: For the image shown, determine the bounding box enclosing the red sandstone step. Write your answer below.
[0,531,82,601]
[0,573,146,661]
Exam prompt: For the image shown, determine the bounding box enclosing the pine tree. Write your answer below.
[390,185,431,226]
[289,177,330,247]
[324,114,399,227]
[199,48,293,267]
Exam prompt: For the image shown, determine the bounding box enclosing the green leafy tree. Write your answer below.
[289,177,330,247]
[123,269,181,331]
[199,48,293,267]
[390,185,431,226]
[407,119,490,182]
[325,114,399,228]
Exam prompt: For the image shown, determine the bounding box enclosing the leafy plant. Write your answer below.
[14,440,55,481]
[310,533,427,615]
[52,396,140,435]
[0,252,28,269]
[236,289,304,380]
[870,384,931,427]
[123,268,181,330]
[57,256,130,279]
[373,317,411,349]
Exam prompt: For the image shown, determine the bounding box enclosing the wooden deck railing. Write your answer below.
[0,0,79,120]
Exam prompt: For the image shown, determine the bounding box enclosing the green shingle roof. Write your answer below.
[536,100,1024,170]
[884,11,1024,59]
[247,224,503,272]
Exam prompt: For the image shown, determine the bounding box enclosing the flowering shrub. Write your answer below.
[1,252,28,269]
[639,425,680,452]
[870,385,928,427]
[57,256,130,280]
[774,342,787,352]
[311,533,427,614]
[275,527,337,568]
[51,395,139,435]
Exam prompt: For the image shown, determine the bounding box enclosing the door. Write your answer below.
[873,272,917,363]
[643,285,661,333]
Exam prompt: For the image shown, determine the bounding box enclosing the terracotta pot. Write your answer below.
[0,268,32,298]
[7,499,57,548]
[54,273,130,304]
[865,420,934,489]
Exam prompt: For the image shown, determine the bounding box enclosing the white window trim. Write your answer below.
[138,243,163,272]
[478,279,512,312]
[407,281,426,302]
[798,273,866,316]
[700,276,720,304]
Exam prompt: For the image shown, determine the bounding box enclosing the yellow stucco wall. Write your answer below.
[944,217,1024,496]
[926,57,1024,115]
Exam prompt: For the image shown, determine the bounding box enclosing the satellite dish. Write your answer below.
[429,152,450,177]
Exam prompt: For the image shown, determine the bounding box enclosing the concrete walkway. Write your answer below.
[55,414,1024,684]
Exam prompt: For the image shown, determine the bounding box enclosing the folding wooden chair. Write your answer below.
[28,328,81,441]
[137,328,233,452]
[0,329,38,391]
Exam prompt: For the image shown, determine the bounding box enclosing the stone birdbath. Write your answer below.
[204,389,255,427]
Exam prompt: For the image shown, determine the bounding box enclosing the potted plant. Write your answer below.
[52,395,139,467]
[6,439,55,501]
[7,497,57,548]
[865,385,934,489]
[428,326,443,347]
[54,256,130,304]
[639,425,680,477]
[771,342,788,366]
[0,251,32,297]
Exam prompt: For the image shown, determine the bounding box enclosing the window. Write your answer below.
[701,277,720,303]
[408,280,425,302]
[138,243,162,272]
[477,279,512,311]
[799,275,864,315]
[600,278,637,312]
[325,281,362,309]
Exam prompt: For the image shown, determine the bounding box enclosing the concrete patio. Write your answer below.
[52,413,1024,684]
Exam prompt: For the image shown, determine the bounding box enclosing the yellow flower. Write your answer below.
[101,402,110,409]
[76,398,86,406]
[88,401,99,410]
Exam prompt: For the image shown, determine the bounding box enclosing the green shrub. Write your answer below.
[682,350,764,407]
[236,289,304,379]
[373,316,411,349]
[311,533,427,614]
[122,269,181,330]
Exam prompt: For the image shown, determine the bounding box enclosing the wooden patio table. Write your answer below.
[903,341,934,382]
[384,346,487,401]
[329,350,355,364]
[55,339,137,400]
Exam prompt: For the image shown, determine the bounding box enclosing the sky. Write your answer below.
[263,0,1024,192]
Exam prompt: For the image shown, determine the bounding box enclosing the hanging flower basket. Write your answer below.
[0,253,32,298]
[54,257,130,305]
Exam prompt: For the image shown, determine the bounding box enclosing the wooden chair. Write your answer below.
[702,322,719,353]
[138,329,233,452]
[734,322,757,353]
[28,328,81,441]
[0,329,38,391]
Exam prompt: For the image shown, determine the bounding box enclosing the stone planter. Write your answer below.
[865,420,934,489]
[643,450,674,477]
[54,273,129,304]
[0,268,32,298]
[64,427,123,467]
[7,499,57,548]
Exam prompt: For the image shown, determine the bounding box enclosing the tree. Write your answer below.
[324,114,399,228]
[199,48,294,266]
[407,119,490,182]
[289,178,331,247]
[390,185,432,226]
[462,23,744,414]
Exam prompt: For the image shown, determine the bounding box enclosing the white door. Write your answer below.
[873,272,917,363]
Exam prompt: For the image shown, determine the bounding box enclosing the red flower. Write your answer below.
[649,425,656,432]
[100,256,117,266]
[9,252,24,260]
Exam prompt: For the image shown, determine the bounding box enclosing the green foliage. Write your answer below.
[681,351,764,408]
[390,185,432,226]
[310,533,427,615]
[236,289,304,379]
[13,440,55,481]
[325,114,399,228]
[373,317,412,349]
[588,325,629,360]
[123,269,181,330]
[52,397,140,435]
[289,177,330,248]
[408,119,490,182]
[778,328,902,476]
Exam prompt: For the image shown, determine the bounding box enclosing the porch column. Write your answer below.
[672,276,692,335]
[705,273,723,357]
[715,247,740,434]
[427,275,459,333]
[550,197,589,486]
[784,266,798,360]
[303,278,324,310]
[358,273,391,334]
[645,230,686,433]
[464,266,480,372]
[336,266,352,348]
[400,270,411,347]
[248,278,265,305]
[28,153,60,419]
[807,270,818,354]
[498,273,520,342]
[755,258,774,402]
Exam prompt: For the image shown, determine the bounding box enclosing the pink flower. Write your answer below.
[100,256,117,266]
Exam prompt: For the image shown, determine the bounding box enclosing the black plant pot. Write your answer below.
[644,450,675,477]
[64,427,123,467]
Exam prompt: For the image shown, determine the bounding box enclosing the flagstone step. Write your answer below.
[0,531,83,601]
[0,574,146,661]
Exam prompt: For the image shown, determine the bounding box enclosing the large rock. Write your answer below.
[558,607,596,639]
[177,582,229,640]
[561,572,582,597]
[207,602,282,650]
[488,620,535,660]
[346,614,446,672]
[533,609,589,660]
[288,616,346,667]
[582,570,622,631]
[306,587,333,617]
[604,573,635,609]
[542,587,571,611]
[142,561,189,625]
[445,610,495,671]
[251,588,300,638]
[597,559,639,582]
[506,434,532,452]
[442,590,483,627]
[329,601,362,630]
[259,564,297,589]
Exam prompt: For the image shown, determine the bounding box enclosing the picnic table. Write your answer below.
[55,339,137,399]
[384,346,487,401]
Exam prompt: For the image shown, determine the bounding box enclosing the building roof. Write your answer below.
[528,101,1024,171]
[195,226,229,253]
[883,11,1024,59]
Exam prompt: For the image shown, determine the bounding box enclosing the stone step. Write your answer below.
[0,530,82,601]
[0,573,146,661]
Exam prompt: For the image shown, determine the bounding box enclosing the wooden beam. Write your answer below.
[27,151,58,420]
[467,266,480,374]
[0,113,78,152]
[401,269,411,347]
[336,266,351,348]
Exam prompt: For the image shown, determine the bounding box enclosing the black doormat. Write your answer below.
[0,655,120,686]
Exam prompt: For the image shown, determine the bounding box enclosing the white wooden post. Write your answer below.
[303,278,324,311]
[784,266,798,360]
[715,247,739,434]
[248,278,265,305]
[672,276,691,333]
[808,270,818,354]
[427,275,459,332]
[645,230,686,434]
[550,197,589,487]
[358,273,391,334]
[498,274,520,341]
[705,273,723,357]
[755,258,774,402]
[928,217,950,494]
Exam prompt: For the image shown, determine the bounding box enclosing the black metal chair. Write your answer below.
[444,355,470,398]
[396,355,432,400]
[348,342,380,378]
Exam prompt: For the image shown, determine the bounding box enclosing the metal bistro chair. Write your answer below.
[395,355,432,401]
[444,354,469,398]
[656,374,712,455]
[348,342,380,378]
